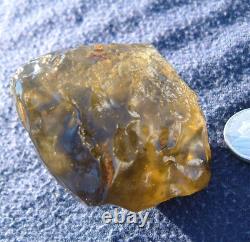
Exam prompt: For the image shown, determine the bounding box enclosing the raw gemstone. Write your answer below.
[12,44,211,211]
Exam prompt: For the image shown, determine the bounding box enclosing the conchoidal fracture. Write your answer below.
[12,44,211,211]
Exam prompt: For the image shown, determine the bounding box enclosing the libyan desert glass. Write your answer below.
[11,44,211,211]
[224,109,250,163]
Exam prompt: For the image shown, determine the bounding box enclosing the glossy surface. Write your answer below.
[224,109,250,163]
[12,44,211,211]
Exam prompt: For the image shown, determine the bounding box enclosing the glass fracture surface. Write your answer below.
[12,44,211,211]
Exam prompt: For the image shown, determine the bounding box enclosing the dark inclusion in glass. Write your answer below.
[12,44,211,211]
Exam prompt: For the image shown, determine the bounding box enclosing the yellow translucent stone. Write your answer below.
[12,44,211,211]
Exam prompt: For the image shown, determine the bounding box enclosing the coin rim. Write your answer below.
[223,108,250,163]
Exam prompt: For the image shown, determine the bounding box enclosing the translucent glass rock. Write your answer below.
[12,44,211,211]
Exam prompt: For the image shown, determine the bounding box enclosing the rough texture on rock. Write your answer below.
[12,44,211,211]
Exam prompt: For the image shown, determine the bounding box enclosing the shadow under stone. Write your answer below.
[157,146,250,242]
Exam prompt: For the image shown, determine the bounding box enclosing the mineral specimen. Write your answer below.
[12,44,211,211]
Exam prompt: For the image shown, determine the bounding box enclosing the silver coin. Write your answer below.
[224,108,250,163]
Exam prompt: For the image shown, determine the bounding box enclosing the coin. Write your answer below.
[224,108,250,163]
